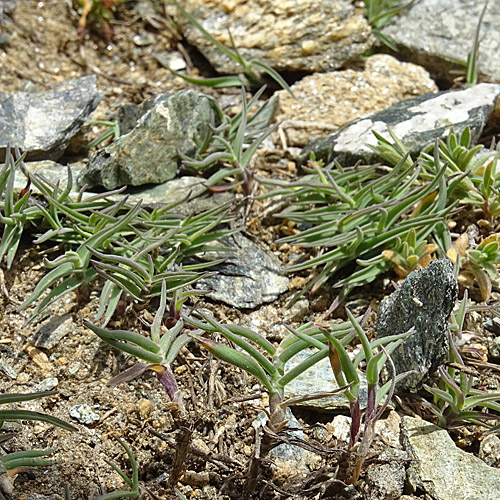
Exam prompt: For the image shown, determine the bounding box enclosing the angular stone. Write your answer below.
[381,0,500,84]
[363,461,406,500]
[78,90,214,189]
[69,404,100,425]
[0,75,101,161]
[194,232,289,308]
[175,0,373,74]
[376,259,458,391]
[402,416,500,500]
[274,54,437,148]
[300,83,500,166]
[34,314,74,350]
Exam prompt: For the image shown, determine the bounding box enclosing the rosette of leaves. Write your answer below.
[448,233,500,301]
[295,308,412,484]
[6,151,233,324]
[374,127,500,221]
[421,294,500,431]
[0,391,76,497]
[189,309,411,491]
[179,86,278,193]
[262,143,462,302]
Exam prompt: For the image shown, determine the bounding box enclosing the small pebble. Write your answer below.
[69,404,100,425]
[36,377,59,392]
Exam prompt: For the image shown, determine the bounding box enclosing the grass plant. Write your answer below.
[94,437,140,500]
[180,86,277,195]
[363,0,415,49]
[421,293,500,431]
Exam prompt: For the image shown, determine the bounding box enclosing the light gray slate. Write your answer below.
[301,83,500,166]
[376,259,458,391]
[177,0,374,74]
[194,232,289,308]
[381,0,500,83]
[0,75,101,161]
[402,416,500,500]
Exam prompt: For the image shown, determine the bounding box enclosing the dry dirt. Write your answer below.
[1,2,500,500]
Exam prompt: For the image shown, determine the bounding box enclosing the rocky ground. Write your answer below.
[1,1,500,500]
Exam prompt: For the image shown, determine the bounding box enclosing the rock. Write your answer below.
[0,357,17,379]
[175,0,373,74]
[34,314,74,349]
[488,337,500,359]
[78,90,214,189]
[69,403,100,425]
[381,0,500,84]
[376,259,458,391]
[0,75,101,161]
[274,54,437,148]
[284,348,368,411]
[402,416,500,500]
[194,232,289,308]
[363,461,406,500]
[479,434,500,467]
[301,83,500,166]
[36,377,59,392]
[255,408,320,483]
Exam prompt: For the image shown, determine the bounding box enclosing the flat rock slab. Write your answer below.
[194,232,289,308]
[376,259,458,391]
[0,75,100,161]
[301,83,500,166]
[176,0,373,74]
[381,0,500,83]
[402,416,500,500]
[78,90,213,189]
[274,54,437,148]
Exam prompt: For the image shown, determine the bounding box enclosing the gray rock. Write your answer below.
[0,357,17,379]
[376,259,458,391]
[0,75,101,161]
[194,232,289,308]
[69,404,100,425]
[402,416,500,500]
[301,83,500,166]
[78,90,214,189]
[381,0,500,83]
[256,408,320,480]
[363,462,406,500]
[176,0,373,74]
[284,348,368,411]
[34,314,74,350]
[479,434,500,467]
[36,377,59,392]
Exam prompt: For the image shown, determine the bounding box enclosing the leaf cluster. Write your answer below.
[0,149,232,325]
[263,143,460,301]
[180,86,277,192]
